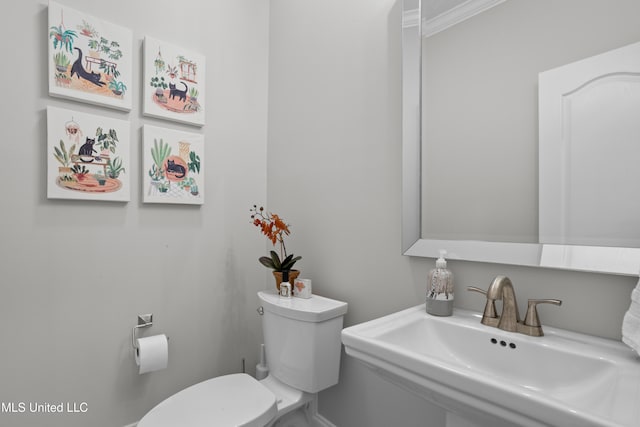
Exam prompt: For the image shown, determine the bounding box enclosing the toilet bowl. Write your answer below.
[138,290,347,426]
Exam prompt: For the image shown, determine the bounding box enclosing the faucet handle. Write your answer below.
[519,299,562,337]
[467,286,498,325]
[467,286,487,296]
[524,299,562,327]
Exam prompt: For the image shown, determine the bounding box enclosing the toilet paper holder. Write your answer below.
[132,314,153,352]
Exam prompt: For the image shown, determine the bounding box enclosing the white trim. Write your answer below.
[308,394,337,427]
[422,0,507,37]
[404,238,541,267]
[403,8,420,29]
[312,412,337,427]
[540,245,640,276]
[122,423,137,427]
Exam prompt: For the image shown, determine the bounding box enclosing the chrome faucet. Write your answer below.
[468,275,562,337]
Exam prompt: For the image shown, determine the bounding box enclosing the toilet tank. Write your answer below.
[258,290,348,393]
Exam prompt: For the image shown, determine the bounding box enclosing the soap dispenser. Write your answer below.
[426,249,454,316]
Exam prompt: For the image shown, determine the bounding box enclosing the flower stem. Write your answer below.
[280,238,287,262]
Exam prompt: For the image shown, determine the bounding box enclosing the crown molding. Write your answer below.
[422,0,507,38]
[403,8,420,29]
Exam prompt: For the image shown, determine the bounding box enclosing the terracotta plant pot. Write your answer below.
[272,270,300,291]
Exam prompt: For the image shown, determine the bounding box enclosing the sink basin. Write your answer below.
[341,305,640,427]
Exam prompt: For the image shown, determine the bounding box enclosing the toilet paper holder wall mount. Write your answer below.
[132,314,153,353]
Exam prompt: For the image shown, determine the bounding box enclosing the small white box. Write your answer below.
[294,278,312,299]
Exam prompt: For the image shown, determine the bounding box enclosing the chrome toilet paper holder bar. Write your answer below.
[132,314,153,351]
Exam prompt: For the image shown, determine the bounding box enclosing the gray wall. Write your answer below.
[267,0,637,426]
[0,1,268,426]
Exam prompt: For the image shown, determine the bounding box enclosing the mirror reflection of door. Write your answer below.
[539,41,640,248]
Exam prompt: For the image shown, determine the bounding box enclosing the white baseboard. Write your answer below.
[309,395,337,427]
[122,423,137,427]
[312,412,337,427]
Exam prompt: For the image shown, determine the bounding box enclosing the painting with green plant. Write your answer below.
[48,2,133,111]
[143,36,206,126]
[143,125,205,205]
[47,106,131,202]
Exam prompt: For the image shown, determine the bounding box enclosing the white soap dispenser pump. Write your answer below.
[426,249,454,316]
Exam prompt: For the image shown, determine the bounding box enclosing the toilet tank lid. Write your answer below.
[258,290,348,322]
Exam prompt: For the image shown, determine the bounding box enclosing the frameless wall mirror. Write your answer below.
[402,0,640,275]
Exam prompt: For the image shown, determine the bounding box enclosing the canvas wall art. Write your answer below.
[48,1,133,111]
[47,106,130,202]
[143,37,206,126]
[143,125,204,205]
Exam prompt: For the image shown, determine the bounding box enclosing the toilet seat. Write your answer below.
[137,373,278,427]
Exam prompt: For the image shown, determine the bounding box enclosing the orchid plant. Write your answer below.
[250,205,301,272]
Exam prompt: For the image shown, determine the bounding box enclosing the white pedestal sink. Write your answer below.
[341,305,640,427]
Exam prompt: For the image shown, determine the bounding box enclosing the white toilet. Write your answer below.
[137,290,348,427]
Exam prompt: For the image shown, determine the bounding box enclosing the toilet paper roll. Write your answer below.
[135,334,168,374]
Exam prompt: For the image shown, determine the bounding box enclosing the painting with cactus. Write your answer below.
[143,37,206,126]
[48,1,133,111]
[47,106,130,201]
[143,125,205,205]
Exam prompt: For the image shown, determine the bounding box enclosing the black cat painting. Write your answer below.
[166,159,186,178]
[169,82,188,102]
[70,48,105,87]
[78,137,97,162]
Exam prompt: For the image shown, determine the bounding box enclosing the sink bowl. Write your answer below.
[341,305,640,427]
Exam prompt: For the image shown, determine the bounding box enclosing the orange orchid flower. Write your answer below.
[250,205,301,272]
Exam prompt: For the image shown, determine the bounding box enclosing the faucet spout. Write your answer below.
[486,275,520,332]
